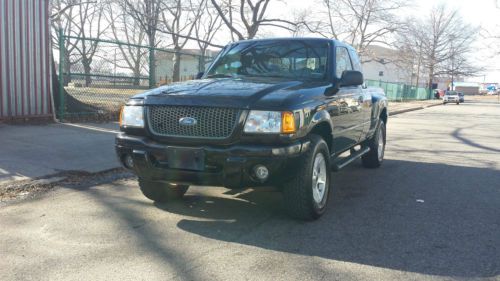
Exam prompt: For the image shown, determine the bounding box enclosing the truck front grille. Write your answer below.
[148,106,240,139]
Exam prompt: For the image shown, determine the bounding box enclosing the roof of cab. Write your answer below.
[230,37,355,50]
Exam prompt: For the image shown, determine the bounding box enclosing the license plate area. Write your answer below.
[167,147,205,171]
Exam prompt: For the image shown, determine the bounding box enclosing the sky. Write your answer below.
[261,0,500,83]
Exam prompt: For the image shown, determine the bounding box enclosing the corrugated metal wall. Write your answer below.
[0,0,52,119]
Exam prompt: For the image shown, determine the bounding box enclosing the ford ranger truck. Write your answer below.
[116,38,388,220]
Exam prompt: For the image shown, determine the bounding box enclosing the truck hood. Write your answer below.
[136,77,330,109]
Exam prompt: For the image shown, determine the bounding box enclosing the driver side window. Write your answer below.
[336,47,353,78]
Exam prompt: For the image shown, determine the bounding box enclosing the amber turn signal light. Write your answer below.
[281,112,296,134]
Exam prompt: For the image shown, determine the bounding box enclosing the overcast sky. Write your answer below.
[261,0,500,82]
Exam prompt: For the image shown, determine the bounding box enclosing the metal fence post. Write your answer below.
[58,28,65,120]
[149,47,155,88]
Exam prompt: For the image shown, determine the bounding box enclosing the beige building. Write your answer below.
[155,49,218,84]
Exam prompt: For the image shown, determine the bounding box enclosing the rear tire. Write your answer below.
[362,120,386,168]
[138,178,189,203]
[282,134,331,220]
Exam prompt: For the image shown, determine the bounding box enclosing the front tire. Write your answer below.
[362,119,386,168]
[282,134,331,220]
[138,178,189,203]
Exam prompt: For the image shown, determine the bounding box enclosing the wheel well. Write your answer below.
[310,122,333,151]
[380,108,388,124]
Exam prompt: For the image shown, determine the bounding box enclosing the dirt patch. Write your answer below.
[0,168,134,204]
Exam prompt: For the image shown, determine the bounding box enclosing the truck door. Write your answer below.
[348,49,373,141]
[330,46,365,154]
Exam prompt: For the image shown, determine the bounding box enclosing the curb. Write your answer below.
[390,103,442,116]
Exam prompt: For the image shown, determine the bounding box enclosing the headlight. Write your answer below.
[120,106,144,128]
[244,111,296,134]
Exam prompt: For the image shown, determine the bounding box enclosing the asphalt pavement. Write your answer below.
[0,98,499,280]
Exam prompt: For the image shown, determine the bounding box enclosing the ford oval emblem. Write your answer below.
[179,117,197,126]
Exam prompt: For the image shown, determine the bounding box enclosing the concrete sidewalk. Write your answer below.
[0,100,441,185]
[0,122,120,183]
[389,99,442,115]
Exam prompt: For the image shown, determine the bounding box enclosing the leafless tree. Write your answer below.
[158,0,205,82]
[394,20,427,87]
[210,0,297,40]
[51,0,86,85]
[69,0,109,87]
[122,0,163,86]
[416,5,479,89]
[194,0,224,71]
[306,0,408,60]
[106,1,149,85]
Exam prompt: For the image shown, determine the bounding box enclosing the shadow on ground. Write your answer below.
[152,159,499,278]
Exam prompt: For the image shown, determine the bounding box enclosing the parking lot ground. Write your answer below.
[0,122,119,183]
[1,98,499,281]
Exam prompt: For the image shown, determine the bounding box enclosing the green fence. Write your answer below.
[56,30,213,121]
[365,79,432,101]
[56,32,432,120]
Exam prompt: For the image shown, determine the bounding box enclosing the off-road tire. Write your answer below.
[362,119,386,168]
[138,178,189,203]
[282,134,331,220]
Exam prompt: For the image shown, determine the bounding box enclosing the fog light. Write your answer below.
[254,165,269,181]
[124,154,134,169]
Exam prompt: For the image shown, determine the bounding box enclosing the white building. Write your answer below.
[361,45,413,84]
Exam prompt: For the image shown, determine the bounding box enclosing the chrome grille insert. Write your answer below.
[148,106,240,139]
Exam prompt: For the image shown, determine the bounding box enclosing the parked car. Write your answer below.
[434,89,445,99]
[116,38,388,220]
[458,92,465,103]
[443,91,460,104]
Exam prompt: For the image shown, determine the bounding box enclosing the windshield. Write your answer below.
[205,40,329,80]
[446,91,457,95]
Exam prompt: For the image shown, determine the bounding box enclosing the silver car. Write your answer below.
[443,91,460,105]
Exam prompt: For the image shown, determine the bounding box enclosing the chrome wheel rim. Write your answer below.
[312,153,327,206]
[377,130,385,161]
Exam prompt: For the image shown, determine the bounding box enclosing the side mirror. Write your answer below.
[340,70,363,87]
[195,72,204,79]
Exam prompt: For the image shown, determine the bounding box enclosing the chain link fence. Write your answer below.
[56,32,432,121]
[56,31,213,121]
[365,79,432,101]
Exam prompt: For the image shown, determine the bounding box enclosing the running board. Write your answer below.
[331,146,370,171]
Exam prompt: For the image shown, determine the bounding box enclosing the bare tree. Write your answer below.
[194,0,224,71]
[307,0,408,60]
[69,0,108,87]
[417,5,479,89]
[106,1,149,85]
[157,0,204,82]
[395,20,427,87]
[122,0,162,87]
[51,0,85,85]
[210,0,297,40]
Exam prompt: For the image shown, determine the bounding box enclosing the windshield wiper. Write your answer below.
[206,74,233,78]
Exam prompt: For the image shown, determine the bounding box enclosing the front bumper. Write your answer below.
[115,133,309,189]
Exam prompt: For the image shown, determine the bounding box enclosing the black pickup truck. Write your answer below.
[116,38,388,220]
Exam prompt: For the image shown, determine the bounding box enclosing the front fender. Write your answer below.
[309,110,334,132]
[371,94,388,121]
